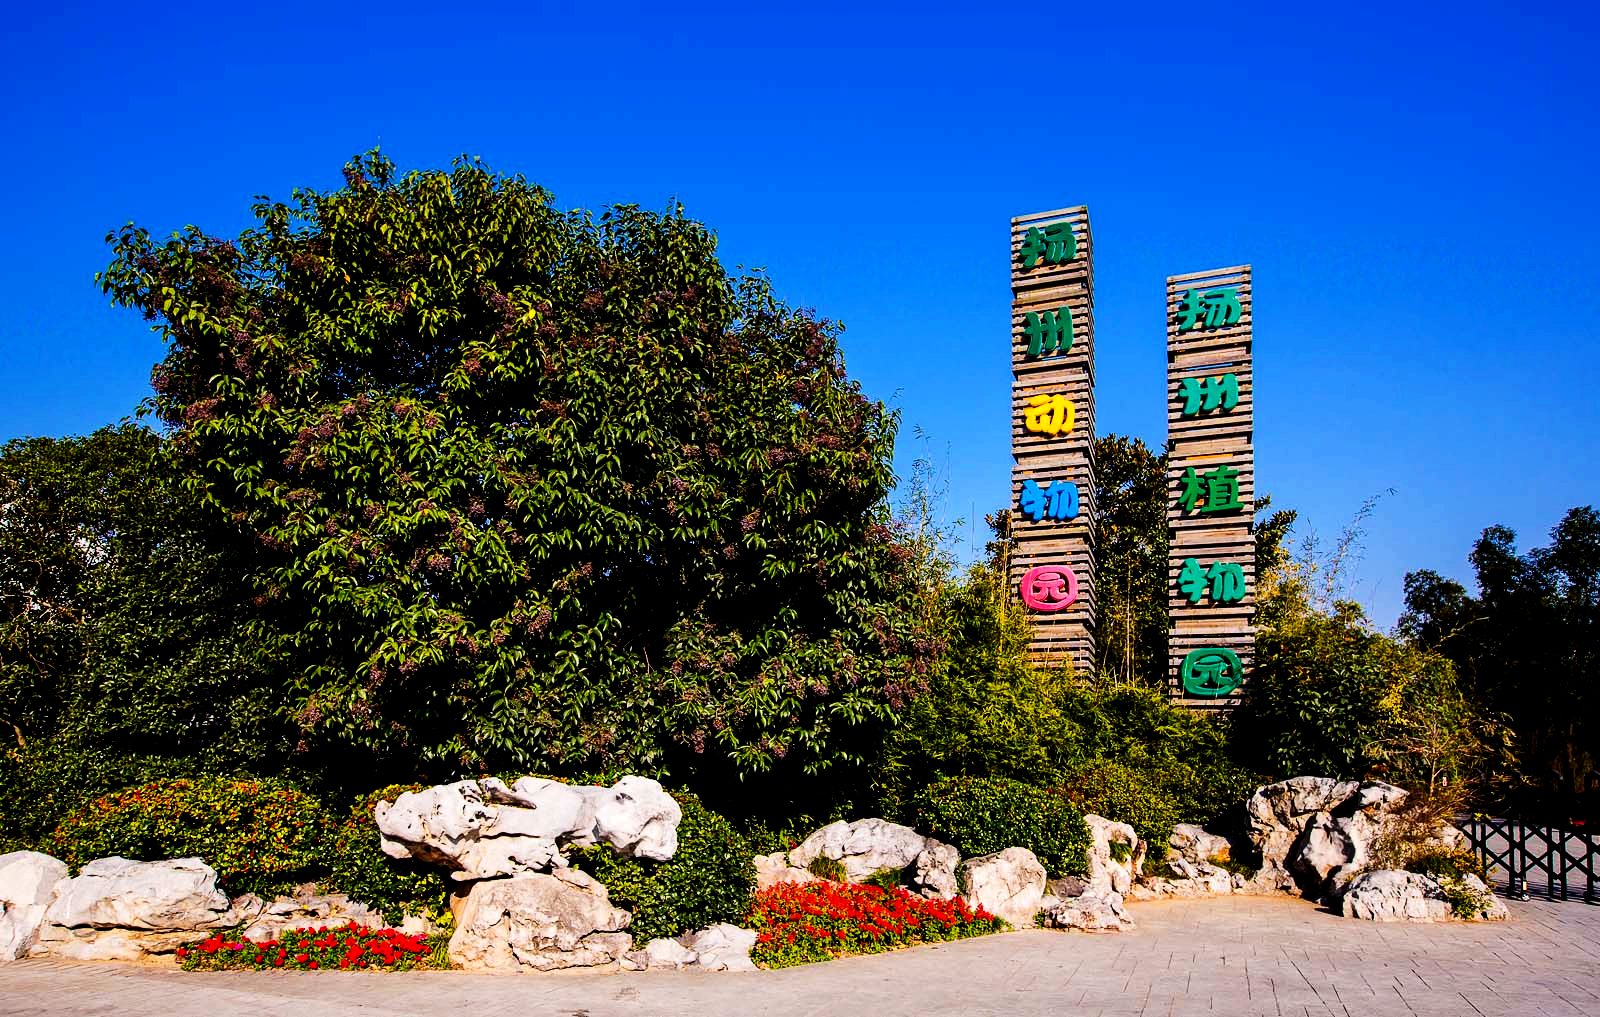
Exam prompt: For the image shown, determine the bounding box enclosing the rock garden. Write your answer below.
[0,772,1505,976]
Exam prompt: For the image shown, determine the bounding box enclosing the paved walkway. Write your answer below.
[2,895,1598,1017]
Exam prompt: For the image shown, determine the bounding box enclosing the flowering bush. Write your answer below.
[50,777,336,896]
[176,922,444,971]
[746,882,1006,968]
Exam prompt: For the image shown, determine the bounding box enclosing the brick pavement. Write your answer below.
[1,895,1596,1017]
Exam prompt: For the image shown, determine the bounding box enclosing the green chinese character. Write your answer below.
[1178,466,1243,514]
[1024,307,1073,357]
[1177,558,1248,604]
[1019,222,1077,269]
[1177,557,1209,604]
[1181,647,1244,697]
[1206,562,1247,603]
[1175,287,1242,332]
[1177,374,1240,416]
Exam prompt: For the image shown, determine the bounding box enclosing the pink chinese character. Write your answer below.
[1020,565,1078,612]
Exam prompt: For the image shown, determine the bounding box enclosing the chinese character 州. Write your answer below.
[1177,465,1243,514]
[1181,647,1244,697]
[1019,222,1077,269]
[1019,479,1079,522]
[1177,374,1239,416]
[1024,307,1073,358]
[1020,564,1078,612]
[1177,557,1247,605]
[1023,394,1075,436]
[1175,287,1242,332]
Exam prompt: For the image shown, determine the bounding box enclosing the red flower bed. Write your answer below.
[176,922,441,971]
[747,881,1006,968]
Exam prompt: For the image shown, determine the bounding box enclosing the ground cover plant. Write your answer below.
[746,881,1004,968]
[176,922,446,971]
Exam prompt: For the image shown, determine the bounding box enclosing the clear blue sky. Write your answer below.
[3,2,1595,627]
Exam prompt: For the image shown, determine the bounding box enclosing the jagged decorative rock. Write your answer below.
[678,923,758,972]
[1039,890,1133,932]
[1337,869,1505,922]
[1084,815,1144,895]
[236,893,384,941]
[958,847,1045,928]
[0,851,68,962]
[1130,860,1238,900]
[1169,824,1232,866]
[1245,777,1407,897]
[31,857,234,961]
[753,851,817,889]
[446,868,632,971]
[785,819,960,898]
[1048,875,1088,900]
[376,775,682,881]
[622,935,699,970]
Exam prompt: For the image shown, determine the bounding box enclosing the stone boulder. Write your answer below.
[784,819,960,898]
[1129,859,1239,900]
[1038,890,1133,932]
[0,851,68,962]
[958,847,1045,928]
[1169,824,1232,866]
[446,868,632,971]
[234,893,384,941]
[1246,777,1407,897]
[31,857,234,961]
[677,923,758,971]
[376,775,681,881]
[622,935,698,970]
[753,851,817,890]
[1084,814,1144,895]
[1338,870,1507,923]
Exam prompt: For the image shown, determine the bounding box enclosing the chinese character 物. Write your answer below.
[1019,479,1080,522]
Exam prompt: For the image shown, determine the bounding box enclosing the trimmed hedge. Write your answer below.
[1058,759,1182,848]
[327,784,450,925]
[571,792,755,942]
[913,776,1089,876]
[49,776,336,896]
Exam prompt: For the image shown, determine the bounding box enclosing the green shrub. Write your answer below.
[806,856,847,882]
[1406,847,1486,882]
[571,792,755,942]
[914,776,1089,876]
[327,784,450,925]
[1059,759,1181,848]
[860,867,904,890]
[49,777,336,896]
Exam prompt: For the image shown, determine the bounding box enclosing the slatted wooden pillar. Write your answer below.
[1010,207,1097,674]
[1165,265,1254,707]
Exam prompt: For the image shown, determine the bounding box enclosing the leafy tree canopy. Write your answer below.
[98,152,935,786]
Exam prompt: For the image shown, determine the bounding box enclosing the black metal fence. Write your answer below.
[1458,816,1600,903]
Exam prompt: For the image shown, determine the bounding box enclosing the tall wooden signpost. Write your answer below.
[1165,265,1255,705]
[1010,207,1097,673]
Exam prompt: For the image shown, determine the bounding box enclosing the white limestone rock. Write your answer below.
[446,868,632,971]
[1169,824,1232,865]
[0,851,68,962]
[786,819,960,897]
[958,847,1046,928]
[1245,777,1407,897]
[237,893,384,941]
[1039,890,1133,932]
[622,935,699,970]
[376,775,682,881]
[1085,814,1143,896]
[677,923,757,972]
[753,851,817,889]
[31,857,234,961]
[1339,870,1507,923]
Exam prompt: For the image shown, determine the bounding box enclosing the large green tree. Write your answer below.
[1400,506,1600,802]
[98,153,935,788]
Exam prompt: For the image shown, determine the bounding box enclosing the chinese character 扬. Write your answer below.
[1019,222,1077,269]
[1175,287,1242,332]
